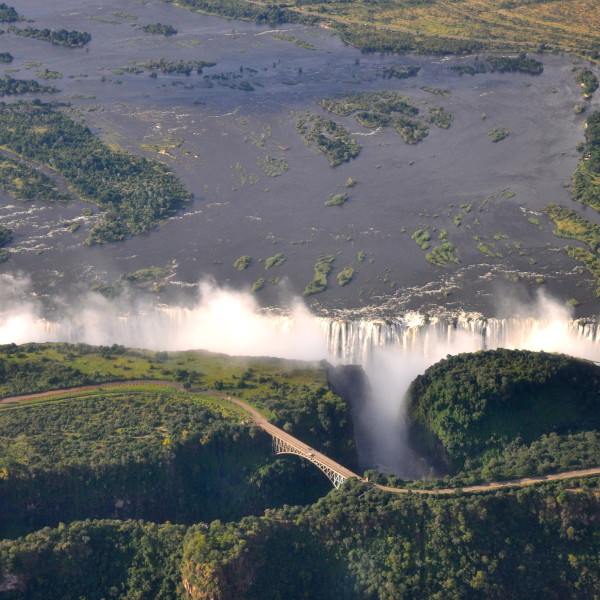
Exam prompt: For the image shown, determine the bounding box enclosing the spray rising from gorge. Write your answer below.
[1,275,599,475]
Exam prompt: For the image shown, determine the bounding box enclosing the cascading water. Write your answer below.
[1,279,600,476]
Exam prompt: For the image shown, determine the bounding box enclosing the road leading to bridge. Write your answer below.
[2,381,599,494]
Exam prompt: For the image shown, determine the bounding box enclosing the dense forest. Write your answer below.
[0,345,599,598]
[0,102,191,243]
[1,480,599,599]
[406,349,600,472]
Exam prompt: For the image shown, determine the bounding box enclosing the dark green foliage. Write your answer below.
[486,52,543,73]
[158,0,318,25]
[411,229,431,250]
[8,27,91,46]
[297,114,361,166]
[0,156,70,202]
[181,481,600,599]
[0,225,11,247]
[377,65,420,79]
[0,102,191,243]
[544,203,600,251]
[488,126,510,142]
[317,91,430,145]
[138,57,215,74]
[451,63,489,75]
[233,255,251,270]
[0,389,331,538]
[0,3,19,22]
[264,253,286,269]
[325,192,348,206]
[0,519,186,600]
[0,75,57,96]
[0,52,12,62]
[332,21,485,54]
[426,106,453,129]
[407,349,600,471]
[452,54,543,75]
[139,23,177,36]
[575,68,599,96]
[572,111,600,211]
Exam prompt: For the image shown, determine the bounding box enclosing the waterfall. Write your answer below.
[322,315,600,364]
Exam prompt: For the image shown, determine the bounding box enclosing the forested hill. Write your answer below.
[407,349,600,475]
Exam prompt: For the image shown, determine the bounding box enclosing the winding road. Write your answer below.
[2,380,599,494]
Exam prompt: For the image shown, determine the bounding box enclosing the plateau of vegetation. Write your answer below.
[296,114,361,167]
[0,75,57,96]
[0,155,71,202]
[0,102,191,243]
[7,27,91,47]
[303,255,335,295]
[407,349,600,473]
[138,23,177,36]
[0,53,12,63]
[575,68,599,97]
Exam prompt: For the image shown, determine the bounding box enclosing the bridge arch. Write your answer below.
[272,436,348,489]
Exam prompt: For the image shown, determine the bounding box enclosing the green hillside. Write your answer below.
[407,349,600,473]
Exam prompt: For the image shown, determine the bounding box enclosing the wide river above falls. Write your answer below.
[0,0,599,320]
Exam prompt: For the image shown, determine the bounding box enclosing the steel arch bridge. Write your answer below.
[272,435,352,489]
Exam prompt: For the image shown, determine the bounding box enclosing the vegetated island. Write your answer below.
[0,75,58,96]
[138,23,178,36]
[0,345,599,598]
[7,26,91,47]
[0,101,192,243]
[451,53,543,76]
